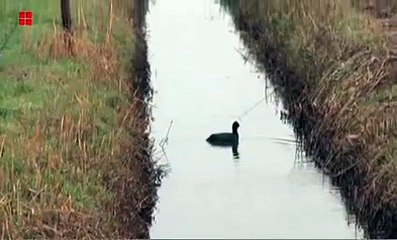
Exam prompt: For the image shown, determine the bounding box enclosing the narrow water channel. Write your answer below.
[147,0,363,238]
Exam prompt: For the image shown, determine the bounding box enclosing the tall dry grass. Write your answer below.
[232,0,396,155]
[0,0,157,238]
[222,0,397,237]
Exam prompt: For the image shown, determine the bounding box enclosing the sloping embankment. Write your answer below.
[0,0,160,238]
[114,1,162,238]
[221,0,397,238]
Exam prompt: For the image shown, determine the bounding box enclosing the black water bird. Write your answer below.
[206,121,240,146]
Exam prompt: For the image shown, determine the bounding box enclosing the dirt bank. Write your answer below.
[221,0,397,238]
[0,0,160,238]
[112,1,162,238]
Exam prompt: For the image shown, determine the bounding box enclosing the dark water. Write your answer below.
[147,0,364,238]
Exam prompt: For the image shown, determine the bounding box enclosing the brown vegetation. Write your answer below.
[221,0,397,238]
[0,0,159,238]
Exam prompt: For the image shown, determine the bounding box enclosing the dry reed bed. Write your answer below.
[221,0,397,238]
[0,0,159,238]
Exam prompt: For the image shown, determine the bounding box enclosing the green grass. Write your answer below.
[0,0,145,238]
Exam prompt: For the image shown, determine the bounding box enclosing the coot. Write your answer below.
[206,121,240,146]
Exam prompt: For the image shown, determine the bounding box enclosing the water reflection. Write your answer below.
[206,143,240,159]
[232,144,240,159]
[148,0,363,238]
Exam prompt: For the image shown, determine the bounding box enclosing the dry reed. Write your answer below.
[222,0,397,237]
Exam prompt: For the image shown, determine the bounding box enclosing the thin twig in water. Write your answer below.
[159,120,173,148]
[236,97,267,121]
[235,47,250,64]
[268,137,298,144]
[157,120,174,164]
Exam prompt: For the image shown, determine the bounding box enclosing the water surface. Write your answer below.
[147,0,363,238]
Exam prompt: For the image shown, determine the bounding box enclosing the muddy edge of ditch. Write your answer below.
[222,6,397,240]
[112,2,162,238]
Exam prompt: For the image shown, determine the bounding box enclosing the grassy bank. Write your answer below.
[221,0,397,238]
[0,0,158,238]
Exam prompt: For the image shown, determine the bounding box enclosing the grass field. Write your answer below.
[0,0,153,238]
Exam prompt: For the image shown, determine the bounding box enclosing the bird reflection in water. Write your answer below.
[232,144,240,159]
